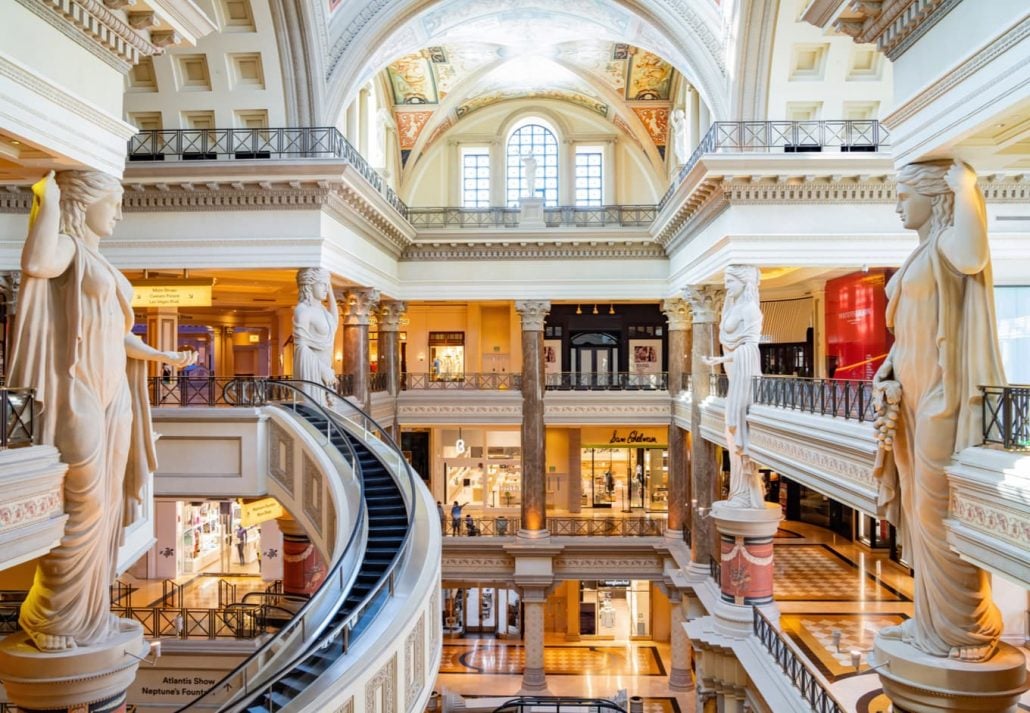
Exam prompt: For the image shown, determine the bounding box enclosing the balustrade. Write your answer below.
[752,375,874,422]
[981,385,1030,451]
[544,372,668,391]
[0,387,34,449]
[403,372,521,390]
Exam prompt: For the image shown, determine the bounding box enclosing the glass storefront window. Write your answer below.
[579,580,651,639]
[440,428,521,509]
[429,332,465,381]
[580,446,668,512]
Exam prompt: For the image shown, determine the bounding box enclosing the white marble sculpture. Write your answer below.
[293,267,338,394]
[522,153,538,197]
[873,160,1003,661]
[670,108,690,166]
[9,171,194,651]
[702,265,766,508]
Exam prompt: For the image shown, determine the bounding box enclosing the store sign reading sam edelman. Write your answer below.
[131,279,213,307]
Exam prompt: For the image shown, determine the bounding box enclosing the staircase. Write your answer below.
[236,404,409,712]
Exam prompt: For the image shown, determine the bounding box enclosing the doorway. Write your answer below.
[570,332,618,388]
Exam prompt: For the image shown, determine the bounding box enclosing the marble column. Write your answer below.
[810,282,827,378]
[662,298,692,536]
[146,307,179,377]
[515,300,550,536]
[668,589,694,691]
[378,300,406,438]
[521,587,548,691]
[684,286,723,569]
[216,325,235,377]
[278,515,326,598]
[343,287,380,411]
[567,428,582,513]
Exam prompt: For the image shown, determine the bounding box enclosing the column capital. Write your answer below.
[377,300,407,331]
[661,297,692,331]
[342,287,380,326]
[515,300,551,331]
[683,285,724,324]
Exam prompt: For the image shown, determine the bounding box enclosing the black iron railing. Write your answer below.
[113,604,276,640]
[548,516,666,537]
[493,697,626,713]
[681,373,692,393]
[752,375,875,422]
[368,371,390,393]
[127,127,408,217]
[982,385,1030,451]
[404,372,521,390]
[1,387,34,449]
[709,555,721,584]
[709,372,729,397]
[443,515,520,537]
[545,372,668,391]
[147,377,269,407]
[659,120,889,210]
[753,606,846,713]
[406,205,656,229]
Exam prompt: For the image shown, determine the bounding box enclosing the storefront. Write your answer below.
[430,331,465,381]
[438,427,522,509]
[579,427,668,511]
[579,580,652,639]
[175,499,260,575]
[443,587,521,636]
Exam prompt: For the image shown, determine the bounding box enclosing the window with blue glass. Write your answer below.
[461,148,490,208]
[506,123,559,207]
[574,147,603,206]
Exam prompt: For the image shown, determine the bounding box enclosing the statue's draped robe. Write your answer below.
[719,299,765,507]
[9,223,155,646]
[292,302,336,399]
[878,220,1004,655]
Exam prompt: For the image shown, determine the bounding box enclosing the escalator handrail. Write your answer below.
[174,379,366,712]
[492,697,628,713]
[224,379,420,712]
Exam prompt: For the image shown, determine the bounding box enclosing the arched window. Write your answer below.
[506,122,559,207]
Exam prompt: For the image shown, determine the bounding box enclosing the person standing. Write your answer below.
[450,501,467,536]
[236,525,248,566]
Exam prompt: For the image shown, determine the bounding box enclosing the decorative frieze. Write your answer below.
[268,421,295,496]
[302,454,324,537]
[401,241,665,261]
[364,654,397,713]
[949,493,1030,550]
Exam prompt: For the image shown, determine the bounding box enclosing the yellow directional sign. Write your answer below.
[131,279,214,307]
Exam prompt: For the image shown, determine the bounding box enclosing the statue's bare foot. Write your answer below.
[25,629,76,651]
[949,641,998,662]
[879,621,913,642]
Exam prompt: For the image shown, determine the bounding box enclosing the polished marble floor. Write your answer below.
[440,642,666,676]
[119,571,267,609]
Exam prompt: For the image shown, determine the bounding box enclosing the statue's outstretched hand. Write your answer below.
[700,355,720,368]
[163,351,197,369]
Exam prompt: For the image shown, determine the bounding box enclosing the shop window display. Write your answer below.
[429,331,465,381]
[440,428,521,509]
[579,441,668,511]
[579,580,651,639]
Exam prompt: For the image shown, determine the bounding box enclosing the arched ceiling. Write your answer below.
[384,40,678,168]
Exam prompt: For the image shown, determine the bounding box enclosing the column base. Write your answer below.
[873,636,1029,713]
[683,560,710,584]
[668,667,695,691]
[516,528,550,540]
[664,527,684,540]
[0,619,146,712]
[520,667,549,692]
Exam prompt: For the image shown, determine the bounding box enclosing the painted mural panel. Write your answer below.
[388,54,440,105]
[396,111,435,150]
[631,106,669,147]
[626,50,673,100]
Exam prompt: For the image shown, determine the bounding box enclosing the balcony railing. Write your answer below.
[659,120,889,210]
[0,387,34,449]
[369,371,390,393]
[548,516,666,536]
[753,606,846,713]
[406,205,656,229]
[752,376,875,422]
[545,372,668,391]
[126,127,408,218]
[404,372,521,390]
[709,555,721,584]
[709,372,729,397]
[982,385,1030,451]
[113,604,272,640]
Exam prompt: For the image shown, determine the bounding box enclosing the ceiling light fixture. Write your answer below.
[592,304,599,315]
[575,304,582,315]
[609,304,615,315]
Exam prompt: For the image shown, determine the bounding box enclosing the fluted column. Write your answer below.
[343,287,380,411]
[515,300,550,536]
[684,285,724,568]
[146,307,179,377]
[668,589,694,691]
[521,587,548,691]
[662,298,692,535]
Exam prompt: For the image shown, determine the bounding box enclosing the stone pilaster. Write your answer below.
[663,298,692,537]
[515,300,550,536]
[216,325,235,377]
[146,307,179,377]
[684,285,723,571]
[520,587,548,691]
[564,579,581,641]
[343,287,380,410]
[668,589,694,691]
[567,428,582,513]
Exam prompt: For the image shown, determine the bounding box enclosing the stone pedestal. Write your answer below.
[668,590,694,691]
[873,637,1028,713]
[519,197,545,228]
[0,619,146,712]
[711,502,781,607]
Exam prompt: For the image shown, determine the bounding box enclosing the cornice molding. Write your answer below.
[829,0,962,61]
[16,0,160,71]
[401,240,666,262]
[883,15,1030,130]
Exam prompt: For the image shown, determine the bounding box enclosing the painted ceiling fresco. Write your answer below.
[383,39,677,165]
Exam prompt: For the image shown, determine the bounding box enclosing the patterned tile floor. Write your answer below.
[439,643,666,676]
[772,544,908,602]
[779,612,908,680]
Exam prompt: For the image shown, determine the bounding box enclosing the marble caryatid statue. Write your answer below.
[670,108,689,166]
[293,268,338,394]
[873,160,1003,661]
[702,265,766,508]
[9,171,194,651]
